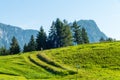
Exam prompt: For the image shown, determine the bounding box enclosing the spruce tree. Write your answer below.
[47,21,57,48]
[81,28,89,44]
[99,37,105,42]
[55,18,64,47]
[48,19,73,48]
[23,43,28,52]
[62,20,73,46]
[36,26,47,50]
[9,36,20,54]
[27,35,36,51]
[0,47,9,55]
[71,21,82,45]
[106,37,113,42]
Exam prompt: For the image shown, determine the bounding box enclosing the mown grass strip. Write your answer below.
[37,53,77,75]
[28,54,69,76]
[37,53,66,69]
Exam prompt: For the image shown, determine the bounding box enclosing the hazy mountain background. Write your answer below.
[0,23,38,49]
[0,20,107,49]
[76,20,107,42]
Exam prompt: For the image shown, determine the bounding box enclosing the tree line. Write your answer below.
[0,18,89,55]
[99,37,116,42]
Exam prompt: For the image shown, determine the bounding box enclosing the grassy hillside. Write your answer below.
[0,42,120,80]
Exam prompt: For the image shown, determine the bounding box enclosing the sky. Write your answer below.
[0,0,120,39]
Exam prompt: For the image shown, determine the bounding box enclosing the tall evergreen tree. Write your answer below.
[23,43,28,52]
[81,28,89,44]
[9,36,20,54]
[27,35,36,51]
[47,21,57,48]
[55,18,64,47]
[48,19,73,48]
[71,21,82,45]
[36,26,47,50]
[54,18,72,47]
[62,20,73,46]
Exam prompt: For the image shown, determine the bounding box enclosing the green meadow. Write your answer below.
[0,41,120,80]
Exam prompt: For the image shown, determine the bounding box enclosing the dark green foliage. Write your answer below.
[48,18,73,48]
[99,37,105,42]
[23,43,28,52]
[62,20,73,46]
[27,35,36,51]
[47,22,57,48]
[9,36,20,54]
[106,37,115,42]
[55,18,64,47]
[71,21,82,44]
[23,35,36,52]
[0,47,9,55]
[71,21,89,44]
[100,37,115,43]
[81,28,89,43]
[36,26,47,50]
[55,19,73,47]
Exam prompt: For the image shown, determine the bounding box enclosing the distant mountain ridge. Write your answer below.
[76,20,107,42]
[0,23,38,49]
[0,20,107,49]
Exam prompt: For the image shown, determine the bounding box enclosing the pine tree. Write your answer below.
[36,26,47,50]
[71,21,82,45]
[27,35,36,51]
[0,47,9,55]
[99,37,105,42]
[55,18,64,47]
[48,19,73,48]
[106,37,113,42]
[47,21,57,48]
[62,20,73,46]
[81,28,89,44]
[9,36,20,54]
[23,43,28,52]
[55,18,73,47]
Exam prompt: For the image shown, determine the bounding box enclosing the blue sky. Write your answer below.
[0,0,120,39]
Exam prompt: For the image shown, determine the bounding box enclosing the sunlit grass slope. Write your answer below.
[43,41,120,80]
[0,41,120,80]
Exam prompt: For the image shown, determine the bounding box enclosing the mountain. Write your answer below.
[76,20,107,42]
[0,20,107,49]
[0,23,38,49]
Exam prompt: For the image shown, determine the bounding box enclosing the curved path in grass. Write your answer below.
[28,53,77,75]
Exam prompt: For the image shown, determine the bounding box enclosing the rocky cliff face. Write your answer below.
[76,20,107,42]
[0,23,38,49]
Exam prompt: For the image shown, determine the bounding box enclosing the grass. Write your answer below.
[0,74,26,80]
[0,41,120,79]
